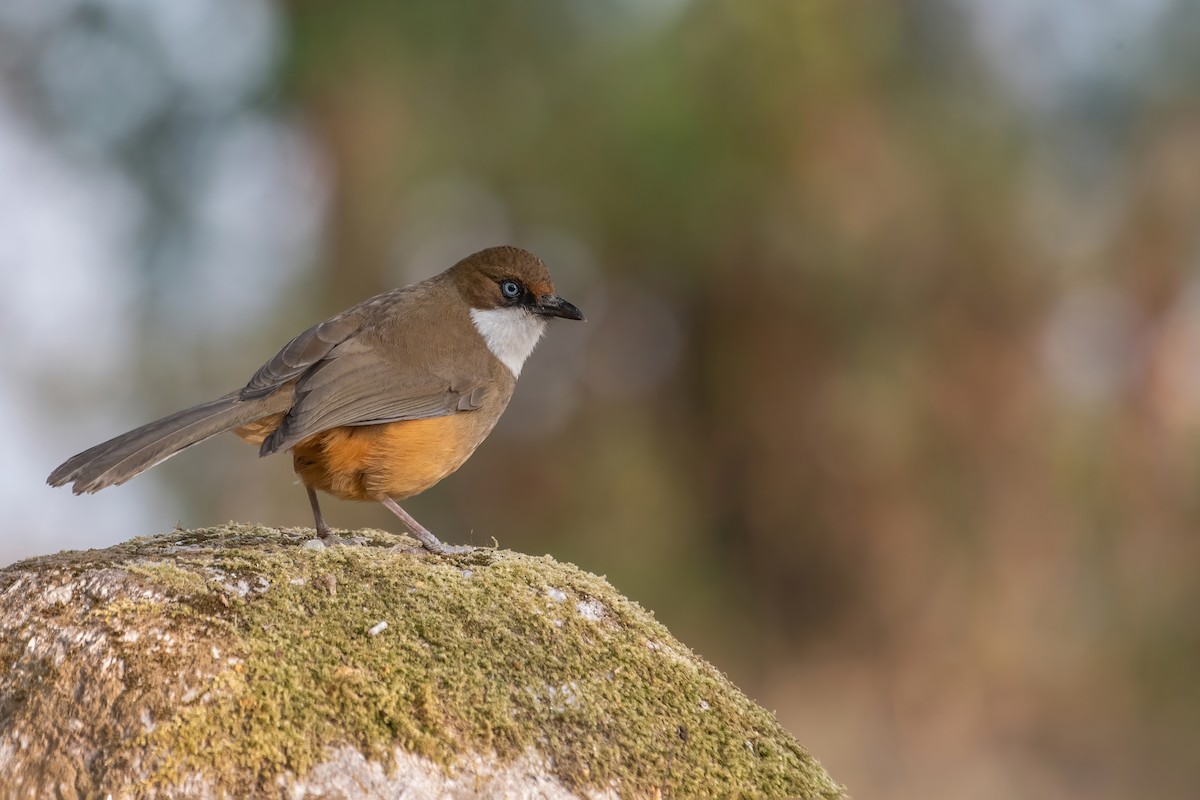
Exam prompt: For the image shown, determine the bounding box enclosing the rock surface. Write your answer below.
[0,524,844,799]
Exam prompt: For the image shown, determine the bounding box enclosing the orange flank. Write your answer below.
[289,415,497,502]
[237,411,495,501]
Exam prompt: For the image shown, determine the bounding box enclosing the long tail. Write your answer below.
[47,391,292,494]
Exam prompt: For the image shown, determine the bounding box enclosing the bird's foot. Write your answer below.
[378,495,475,555]
[387,529,476,555]
[304,529,367,549]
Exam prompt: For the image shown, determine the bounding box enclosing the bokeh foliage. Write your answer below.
[277,2,1200,797]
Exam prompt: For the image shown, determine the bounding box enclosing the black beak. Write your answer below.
[534,294,585,321]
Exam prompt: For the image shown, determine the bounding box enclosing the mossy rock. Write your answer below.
[0,524,844,799]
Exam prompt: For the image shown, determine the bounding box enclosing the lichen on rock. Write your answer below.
[0,524,844,799]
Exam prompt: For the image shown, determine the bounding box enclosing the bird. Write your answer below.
[47,246,585,554]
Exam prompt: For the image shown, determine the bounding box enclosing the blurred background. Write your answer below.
[2,1,1199,797]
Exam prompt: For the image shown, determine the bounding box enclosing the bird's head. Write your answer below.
[451,246,584,377]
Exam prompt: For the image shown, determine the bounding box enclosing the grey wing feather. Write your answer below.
[240,313,365,399]
[258,343,488,456]
[287,362,466,429]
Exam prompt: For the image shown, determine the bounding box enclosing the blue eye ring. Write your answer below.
[500,279,522,299]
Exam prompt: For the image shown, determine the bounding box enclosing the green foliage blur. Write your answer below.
[269,3,1200,797]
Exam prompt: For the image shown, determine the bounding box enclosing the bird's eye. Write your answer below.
[500,280,522,299]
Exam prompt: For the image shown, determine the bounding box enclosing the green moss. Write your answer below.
[19,524,843,798]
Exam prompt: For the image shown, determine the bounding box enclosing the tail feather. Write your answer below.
[48,392,291,494]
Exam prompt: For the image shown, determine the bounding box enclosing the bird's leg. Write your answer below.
[307,487,333,540]
[303,487,367,548]
[378,496,475,555]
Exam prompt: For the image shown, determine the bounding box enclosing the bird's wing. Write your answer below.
[240,311,367,399]
[258,337,488,455]
[241,296,490,456]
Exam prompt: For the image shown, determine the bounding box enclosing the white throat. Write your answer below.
[470,307,547,377]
